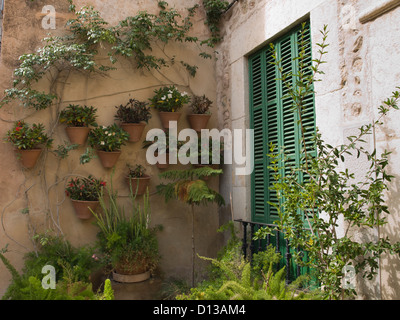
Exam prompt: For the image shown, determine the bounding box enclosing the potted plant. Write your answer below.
[88,124,130,168]
[149,86,191,129]
[5,120,53,168]
[126,164,150,196]
[187,95,212,132]
[65,175,106,220]
[59,104,98,145]
[192,137,224,171]
[93,179,161,283]
[115,99,152,142]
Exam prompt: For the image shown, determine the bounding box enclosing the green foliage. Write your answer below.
[157,167,225,206]
[114,98,152,124]
[149,85,191,112]
[92,175,161,274]
[202,0,229,47]
[0,237,108,300]
[1,1,214,111]
[59,104,98,127]
[5,120,53,150]
[88,123,130,152]
[255,23,400,300]
[52,142,79,159]
[176,238,322,300]
[127,164,147,178]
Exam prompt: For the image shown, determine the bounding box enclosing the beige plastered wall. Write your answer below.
[0,0,225,296]
[217,0,400,299]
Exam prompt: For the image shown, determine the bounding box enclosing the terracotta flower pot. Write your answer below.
[127,175,150,195]
[158,112,181,129]
[15,149,42,169]
[155,152,169,169]
[187,114,211,132]
[65,127,90,145]
[96,150,121,168]
[121,122,146,142]
[70,199,99,220]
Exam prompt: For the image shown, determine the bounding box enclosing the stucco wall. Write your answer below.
[217,0,400,299]
[0,0,224,296]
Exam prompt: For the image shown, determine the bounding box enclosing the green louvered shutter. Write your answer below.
[250,22,315,226]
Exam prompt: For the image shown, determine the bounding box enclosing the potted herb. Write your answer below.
[193,137,224,171]
[149,86,191,129]
[93,179,161,283]
[115,99,152,142]
[187,95,212,132]
[59,104,97,145]
[5,120,53,168]
[88,124,130,168]
[126,164,150,195]
[65,175,106,220]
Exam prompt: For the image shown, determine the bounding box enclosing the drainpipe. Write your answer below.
[224,0,239,13]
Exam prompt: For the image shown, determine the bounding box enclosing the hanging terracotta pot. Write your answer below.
[127,175,150,195]
[15,149,42,169]
[121,122,146,142]
[96,150,122,168]
[187,114,211,132]
[155,152,169,169]
[65,127,90,145]
[70,199,99,220]
[158,112,181,129]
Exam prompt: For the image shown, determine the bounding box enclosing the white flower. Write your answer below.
[168,90,173,94]
[100,141,105,145]
[161,96,166,100]
[167,93,173,99]
[108,133,112,136]
[181,91,188,96]
[104,131,108,135]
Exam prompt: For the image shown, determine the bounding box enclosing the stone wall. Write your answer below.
[0,0,224,296]
[216,0,400,299]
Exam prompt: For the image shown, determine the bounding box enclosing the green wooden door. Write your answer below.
[249,22,315,281]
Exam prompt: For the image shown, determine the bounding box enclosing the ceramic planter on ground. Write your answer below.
[158,112,181,129]
[70,199,99,220]
[112,270,151,283]
[15,149,42,169]
[96,150,122,168]
[121,122,146,142]
[187,114,211,132]
[127,175,150,195]
[65,127,90,145]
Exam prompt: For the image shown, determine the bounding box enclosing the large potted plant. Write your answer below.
[88,124,130,168]
[115,99,152,142]
[93,180,161,283]
[126,164,150,196]
[149,86,191,129]
[5,120,53,168]
[65,175,106,220]
[59,104,98,145]
[187,95,212,132]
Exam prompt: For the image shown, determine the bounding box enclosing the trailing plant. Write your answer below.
[254,23,400,300]
[65,175,106,201]
[189,94,213,114]
[202,0,229,47]
[88,123,130,152]
[0,1,214,111]
[149,85,191,112]
[59,104,98,127]
[115,99,152,124]
[5,120,53,150]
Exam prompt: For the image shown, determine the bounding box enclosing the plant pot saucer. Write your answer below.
[112,270,151,283]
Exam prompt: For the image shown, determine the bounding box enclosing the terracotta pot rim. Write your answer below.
[14,148,42,151]
[188,113,211,117]
[121,122,146,125]
[126,174,151,179]
[70,198,100,203]
[96,149,122,153]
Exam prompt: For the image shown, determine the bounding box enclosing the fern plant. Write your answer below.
[157,167,225,286]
